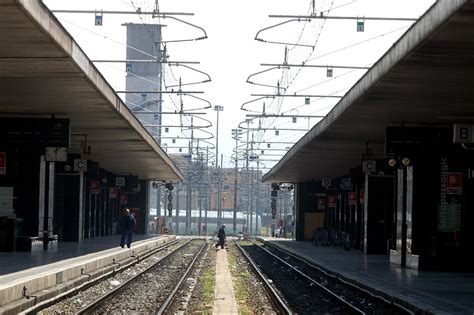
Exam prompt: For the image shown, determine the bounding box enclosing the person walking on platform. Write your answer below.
[120,208,136,248]
[215,224,226,250]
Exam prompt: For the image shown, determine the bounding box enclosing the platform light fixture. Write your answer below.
[402,157,411,166]
[326,66,333,77]
[388,158,397,167]
[357,18,365,32]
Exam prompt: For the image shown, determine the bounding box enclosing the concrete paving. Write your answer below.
[213,249,239,314]
[267,239,474,315]
[0,234,159,276]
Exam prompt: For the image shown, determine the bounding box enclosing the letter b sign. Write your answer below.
[454,124,473,143]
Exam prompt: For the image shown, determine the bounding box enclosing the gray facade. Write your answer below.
[125,23,163,143]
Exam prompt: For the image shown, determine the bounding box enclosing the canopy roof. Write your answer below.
[0,0,183,181]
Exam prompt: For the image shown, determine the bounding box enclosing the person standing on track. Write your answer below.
[120,208,136,248]
[215,224,226,250]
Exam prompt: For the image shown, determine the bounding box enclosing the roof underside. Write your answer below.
[263,0,474,183]
[0,0,183,181]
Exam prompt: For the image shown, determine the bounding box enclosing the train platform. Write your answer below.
[0,234,162,276]
[0,234,176,314]
[264,239,474,314]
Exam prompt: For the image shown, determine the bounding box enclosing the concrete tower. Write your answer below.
[124,23,163,144]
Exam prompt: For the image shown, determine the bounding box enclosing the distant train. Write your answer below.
[149,209,262,235]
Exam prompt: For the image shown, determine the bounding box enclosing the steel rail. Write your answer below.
[155,241,207,314]
[22,239,180,315]
[251,241,366,315]
[76,239,194,314]
[235,241,293,315]
[263,242,415,315]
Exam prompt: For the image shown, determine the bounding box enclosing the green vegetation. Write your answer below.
[237,240,254,246]
[200,255,215,313]
[228,245,252,314]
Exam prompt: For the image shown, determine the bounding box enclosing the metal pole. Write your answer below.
[216,109,220,169]
[255,160,260,236]
[156,185,161,233]
[175,186,180,234]
[219,154,223,227]
[250,166,254,236]
[205,147,209,235]
[233,137,238,234]
[214,105,224,168]
[283,190,287,238]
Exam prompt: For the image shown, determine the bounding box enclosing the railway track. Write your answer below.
[79,239,206,314]
[23,238,182,314]
[235,241,293,315]
[238,240,412,315]
[262,241,413,314]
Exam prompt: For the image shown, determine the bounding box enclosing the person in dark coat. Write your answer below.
[215,224,226,249]
[120,208,136,248]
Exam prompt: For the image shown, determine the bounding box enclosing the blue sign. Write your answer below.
[183,154,192,159]
[95,14,103,26]
[340,178,352,190]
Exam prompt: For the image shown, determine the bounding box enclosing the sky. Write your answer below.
[43,0,435,173]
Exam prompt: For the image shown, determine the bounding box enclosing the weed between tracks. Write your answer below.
[199,252,216,314]
[228,244,252,315]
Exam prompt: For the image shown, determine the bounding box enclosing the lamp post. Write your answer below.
[214,105,224,169]
[214,105,224,232]
[231,128,243,234]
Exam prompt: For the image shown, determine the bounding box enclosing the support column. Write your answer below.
[78,171,84,241]
[38,156,46,237]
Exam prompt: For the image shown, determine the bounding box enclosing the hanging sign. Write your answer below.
[95,12,103,26]
[359,190,365,204]
[328,196,337,208]
[317,198,326,210]
[322,178,332,188]
[348,192,357,206]
[116,177,125,187]
[340,178,352,190]
[0,152,5,175]
[90,181,100,195]
[108,187,118,199]
[447,172,463,195]
[120,193,128,205]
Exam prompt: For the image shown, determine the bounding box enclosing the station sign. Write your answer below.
[0,118,70,147]
[348,192,357,206]
[116,176,125,187]
[447,172,462,195]
[90,181,100,195]
[120,193,128,205]
[363,160,376,173]
[340,178,352,190]
[322,178,332,188]
[453,124,474,143]
[317,198,326,210]
[74,159,87,172]
[0,152,5,175]
[108,187,118,198]
[328,196,337,208]
[359,190,365,204]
